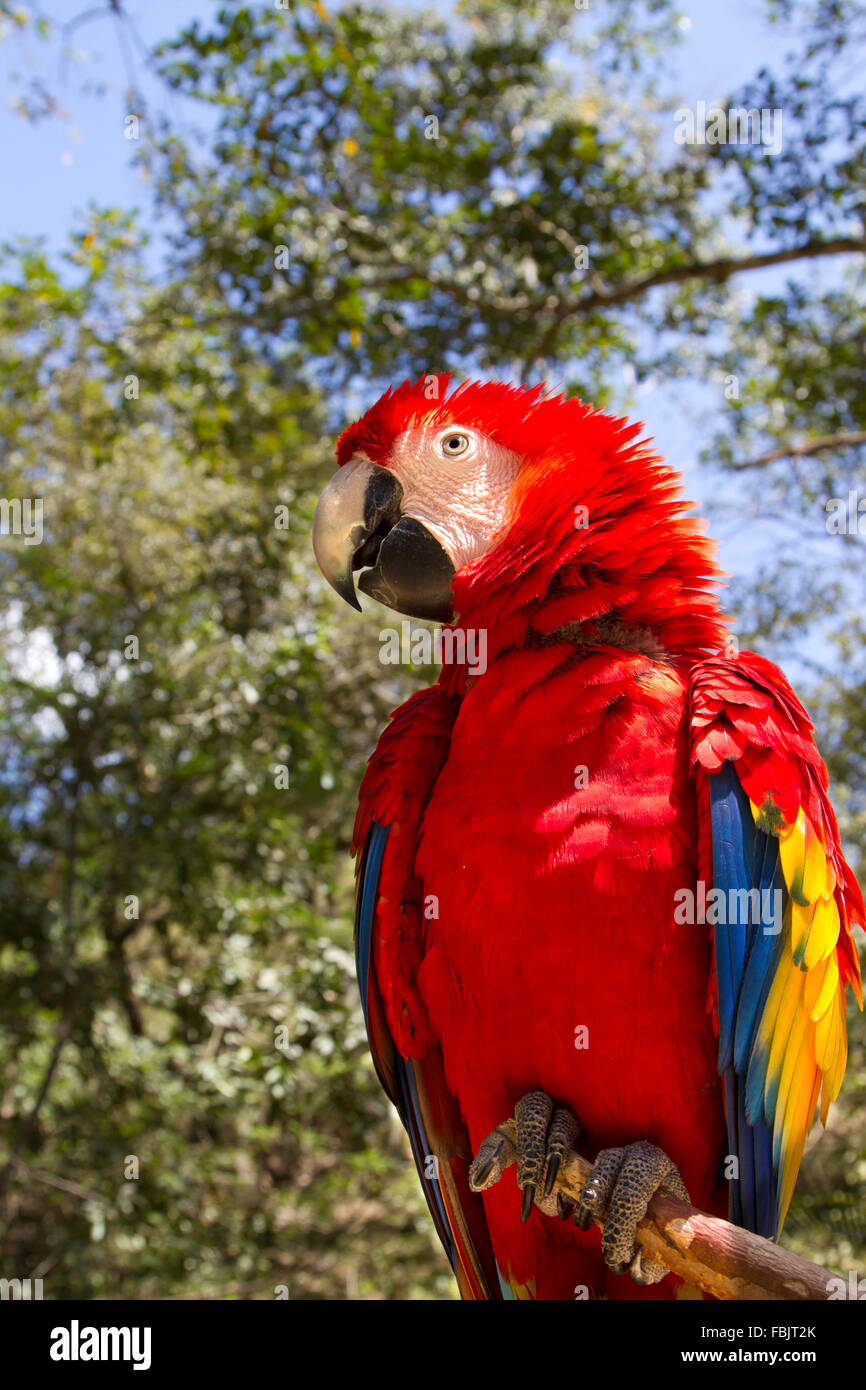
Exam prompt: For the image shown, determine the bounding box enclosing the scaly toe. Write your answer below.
[468,1124,516,1192]
[515,1090,553,1221]
[575,1139,688,1286]
[542,1105,580,1199]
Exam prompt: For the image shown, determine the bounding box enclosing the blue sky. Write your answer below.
[0,0,215,254]
[0,2,783,254]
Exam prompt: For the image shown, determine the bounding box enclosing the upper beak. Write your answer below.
[312,457,390,611]
[313,457,456,622]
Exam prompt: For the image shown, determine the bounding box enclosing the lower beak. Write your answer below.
[313,458,456,622]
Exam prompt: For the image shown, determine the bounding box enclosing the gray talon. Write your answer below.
[557,1193,576,1220]
[629,1245,667,1285]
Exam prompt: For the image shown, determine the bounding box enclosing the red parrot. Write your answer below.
[312,374,864,1300]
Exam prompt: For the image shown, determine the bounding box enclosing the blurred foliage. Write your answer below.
[0,214,447,1298]
[0,0,864,1297]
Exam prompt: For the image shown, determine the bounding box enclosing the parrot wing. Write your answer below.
[689,651,864,1237]
[353,684,501,1299]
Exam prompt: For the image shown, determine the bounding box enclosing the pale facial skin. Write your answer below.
[369,424,522,572]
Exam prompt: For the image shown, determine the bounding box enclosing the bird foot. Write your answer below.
[468,1090,689,1286]
[575,1139,690,1284]
[468,1089,579,1221]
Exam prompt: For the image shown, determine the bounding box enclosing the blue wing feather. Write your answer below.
[354,820,503,1293]
[708,762,786,1239]
[355,821,458,1263]
[355,821,389,1036]
[709,770,752,1069]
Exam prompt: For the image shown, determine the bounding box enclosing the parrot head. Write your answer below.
[313,373,531,622]
[314,373,726,655]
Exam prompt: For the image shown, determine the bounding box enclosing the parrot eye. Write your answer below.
[439,431,472,458]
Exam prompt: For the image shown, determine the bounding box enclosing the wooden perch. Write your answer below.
[493,1119,837,1300]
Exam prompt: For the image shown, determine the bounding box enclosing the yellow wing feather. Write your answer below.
[748,797,853,1230]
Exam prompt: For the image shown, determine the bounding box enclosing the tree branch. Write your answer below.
[491,1118,841,1300]
[0,1008,73,1201]
[730,429,866,470]
[8,1155,104,1205]
[0,788,82,1205]
[532,235,866,360]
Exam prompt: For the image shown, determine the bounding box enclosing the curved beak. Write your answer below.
[313,457,456,622]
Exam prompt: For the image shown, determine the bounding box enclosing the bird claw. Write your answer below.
[469,1097,688,1286]
[575,1139,689,1284]
[469,1089,580,1221]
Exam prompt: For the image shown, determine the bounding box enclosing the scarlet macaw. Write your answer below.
[313,375,864,1300]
